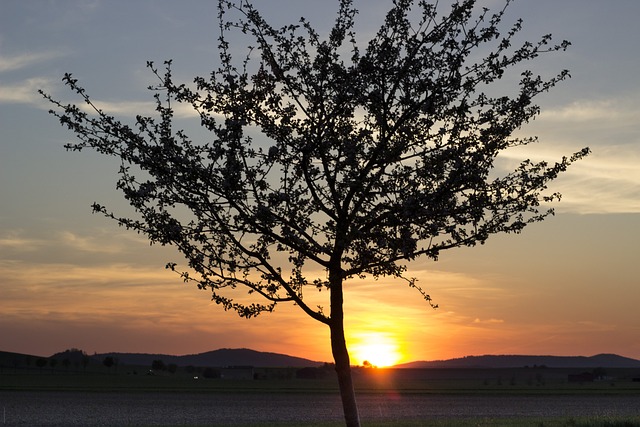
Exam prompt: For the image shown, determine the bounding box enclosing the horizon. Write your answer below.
[1,0,639,366]
[6,346,640,367]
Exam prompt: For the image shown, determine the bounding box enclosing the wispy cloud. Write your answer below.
[0,228,154,258]
[85,99,200,119]
[496,147,640,214]
[0,230,47,252]
[498,145,640,215]
[0,51,66,73]
[0,50,67,105]
[56,230,139,255]
[539,97,640,126]
[0,260,200,330]
[496,94,640,214]
[84,99,156,116]
[473,318,504,324]
[0,77,53,105]
[552,147,640,214]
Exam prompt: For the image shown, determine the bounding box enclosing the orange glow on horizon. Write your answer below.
[348,332,403,367]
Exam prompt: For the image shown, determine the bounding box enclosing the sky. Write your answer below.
[1,0,639,367]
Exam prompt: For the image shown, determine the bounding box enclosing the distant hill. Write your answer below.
[4,348,640,370]
[395,354,640,369]
[93,348,324,368]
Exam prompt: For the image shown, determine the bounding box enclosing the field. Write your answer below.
[2,390,640,426]
[1,363,640,426]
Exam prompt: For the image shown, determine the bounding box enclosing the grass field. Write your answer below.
[3,365,640,395]
[2,360,640,426]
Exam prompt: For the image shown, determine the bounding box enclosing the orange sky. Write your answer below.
[2,213,639,364]
[1,0,640,364]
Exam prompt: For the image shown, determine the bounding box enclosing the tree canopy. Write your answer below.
[42,1,588,425]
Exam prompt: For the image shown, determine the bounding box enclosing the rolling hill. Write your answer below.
[4,348,640,370]
[395,354,640,369]
[91,348,325,368]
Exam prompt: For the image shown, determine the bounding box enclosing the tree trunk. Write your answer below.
[330,268,361,427]
[331,322,360,427]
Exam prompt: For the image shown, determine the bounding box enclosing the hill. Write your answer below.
[395,354,640,369]
[4,348,640,370]
[92,348,324,368]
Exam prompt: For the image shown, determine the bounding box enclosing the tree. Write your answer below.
[82,354,91,371]
[103,356,115,373]
[592,367,607,380]
[35,358,47,373]
[362,360,374,369]
[42,0,588,425]
[49,358,58,373]
[151,359,166,372]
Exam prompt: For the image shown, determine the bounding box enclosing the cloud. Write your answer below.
[551,147,640,214]
[56,230,135,255]
[497,144,640,214]
[0,259,207,330]
[495,94,640,215]
[0,261,171,291]
[0,231,47,252]
[492,158,638,215]
[539,98,640,126]
[0,77,53,105]
[84,99,157,116]
[85,98,200,119]
[0,50,69,105]
[473,318,505,325]
[1,228,152,259]
[0,51,66,73]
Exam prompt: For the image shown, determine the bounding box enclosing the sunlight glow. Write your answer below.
[349,332,402,367]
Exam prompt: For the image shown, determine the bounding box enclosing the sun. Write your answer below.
[349,333,402,368]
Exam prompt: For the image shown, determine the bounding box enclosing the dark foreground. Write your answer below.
[2,391,640,426]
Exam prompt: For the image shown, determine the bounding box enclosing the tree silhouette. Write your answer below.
[49,358,58,373]
[151,359,166,372]
[82,354,91,371]
[42,0,588,425]
[35,358,47,373]
[103,356,115,373]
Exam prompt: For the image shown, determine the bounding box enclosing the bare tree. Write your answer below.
[42,0,588,425]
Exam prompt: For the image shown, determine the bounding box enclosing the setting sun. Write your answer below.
[349,332,403,367]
